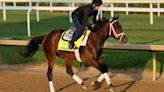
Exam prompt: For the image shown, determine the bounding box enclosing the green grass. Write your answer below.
[102,50,164,71]
[0,11,164,72]
[0,11,72,39]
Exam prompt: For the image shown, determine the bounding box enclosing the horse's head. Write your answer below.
[92,16,127,44]
[97,17,127,44]
[103,16,128,44]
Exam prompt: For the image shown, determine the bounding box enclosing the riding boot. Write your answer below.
[69,29,83,49]
[69,42,77,49]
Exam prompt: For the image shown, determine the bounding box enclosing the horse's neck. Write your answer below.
[91,27,108,48]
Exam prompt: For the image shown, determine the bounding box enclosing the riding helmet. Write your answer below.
[92,0,102,6]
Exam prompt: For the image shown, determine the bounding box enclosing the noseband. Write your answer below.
[109,20,125,42]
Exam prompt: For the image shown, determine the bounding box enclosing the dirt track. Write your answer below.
[0,64,164,92]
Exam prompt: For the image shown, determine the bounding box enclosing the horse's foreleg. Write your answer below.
[97,73,105,83]
[97,64,114,92]
[100,64,115,92]
[88,59,113,90]
[65,60,87,89]
[93,73,114,92]
[99,64,112,86]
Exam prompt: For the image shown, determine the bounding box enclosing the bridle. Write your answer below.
[109,20,125,42]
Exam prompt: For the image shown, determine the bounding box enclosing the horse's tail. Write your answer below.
[19,35,46,58]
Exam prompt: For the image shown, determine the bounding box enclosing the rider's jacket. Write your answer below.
[72,4,98,27]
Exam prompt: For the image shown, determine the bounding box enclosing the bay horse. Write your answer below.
[19,16,127,92]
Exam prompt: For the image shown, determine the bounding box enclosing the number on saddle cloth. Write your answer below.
[62,27,76,41]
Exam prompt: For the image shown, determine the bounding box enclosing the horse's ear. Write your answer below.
[115,16,119,20]
[113,16,116,20]
[109,16,115,22]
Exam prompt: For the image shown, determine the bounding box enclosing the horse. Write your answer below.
[19,16,127,92]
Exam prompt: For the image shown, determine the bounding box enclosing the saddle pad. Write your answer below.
[58,29,91,52]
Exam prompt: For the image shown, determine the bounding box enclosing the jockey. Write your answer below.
[69,0,102,49]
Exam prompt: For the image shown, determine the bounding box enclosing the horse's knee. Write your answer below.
[66,68,74,76]
[100,64,108,73]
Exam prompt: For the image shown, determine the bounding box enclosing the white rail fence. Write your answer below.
[0,0,164,37]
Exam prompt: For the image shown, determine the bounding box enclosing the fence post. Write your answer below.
[111,2,114,17]
[36,2,39,22]
[29,0,32,7]
[13,2,16,7]
[2,2,6,21]
[157,2,160,16]
[27,9,32,37]
[150,3,153,25]
[152,51,156,81]
[126,2,129,15]
[69,0,74,23]
[50,0,53,12]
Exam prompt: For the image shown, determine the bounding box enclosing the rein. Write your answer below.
[109,20,125,42]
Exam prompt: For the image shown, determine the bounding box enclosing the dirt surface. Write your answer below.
[0,64,164,92]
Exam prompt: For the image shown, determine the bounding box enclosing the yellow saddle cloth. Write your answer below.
[58,29,91,52]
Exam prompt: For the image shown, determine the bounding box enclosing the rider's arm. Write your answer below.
[93,11,98,24]
[83,8,91,27]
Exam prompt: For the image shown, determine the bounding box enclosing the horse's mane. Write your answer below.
[91,17,119,32]
[88,18,108,32]
[95,18,108,28]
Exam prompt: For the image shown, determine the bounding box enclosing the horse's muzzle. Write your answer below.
[121,35,128,44]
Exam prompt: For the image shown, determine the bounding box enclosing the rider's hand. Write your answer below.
[91,24,95,28]
[85,26,89,30]
[87,24,96,32]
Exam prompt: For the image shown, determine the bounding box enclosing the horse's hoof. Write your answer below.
[81,84,88,90]
[91,81,101,90]
[109,84,115,92]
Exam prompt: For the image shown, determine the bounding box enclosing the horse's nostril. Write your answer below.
[122,37,127,44]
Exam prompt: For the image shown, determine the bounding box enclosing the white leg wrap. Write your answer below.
[72,74,83,84]
[49,81,55,92]
[97,74,105,83]
[104,73,111,85]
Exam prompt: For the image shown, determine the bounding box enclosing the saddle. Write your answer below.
[58,28,91,52]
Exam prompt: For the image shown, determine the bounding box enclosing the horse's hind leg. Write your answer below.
[64,59,87,89]
[43,44,56,92]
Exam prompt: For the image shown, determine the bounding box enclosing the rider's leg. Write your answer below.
[69,13,83,48]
